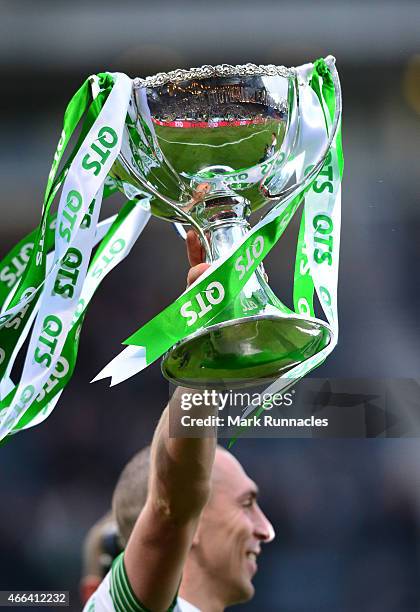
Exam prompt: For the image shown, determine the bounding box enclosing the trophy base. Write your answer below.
[161,314,330,389]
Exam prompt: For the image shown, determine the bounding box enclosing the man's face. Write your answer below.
[193,448,274,606]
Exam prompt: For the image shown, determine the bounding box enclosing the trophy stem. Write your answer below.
[206,221,249,263]
[193,195,251,264]
[195,195,267,297]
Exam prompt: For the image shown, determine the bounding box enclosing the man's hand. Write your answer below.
[186,230,210,287]
[124,230,217,612]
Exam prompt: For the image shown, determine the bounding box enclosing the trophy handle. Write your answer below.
[263,55,342,201]
[117,150,213,260]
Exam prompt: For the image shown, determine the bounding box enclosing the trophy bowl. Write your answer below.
[110,61,340,388]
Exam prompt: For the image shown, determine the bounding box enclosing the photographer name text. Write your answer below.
[180,415,329,428]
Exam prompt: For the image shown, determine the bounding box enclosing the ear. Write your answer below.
[191,516,204,548]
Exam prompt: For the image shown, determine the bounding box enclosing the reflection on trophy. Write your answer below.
[111,60,342,388]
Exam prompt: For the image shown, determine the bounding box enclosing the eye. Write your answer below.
[242,498,254,508]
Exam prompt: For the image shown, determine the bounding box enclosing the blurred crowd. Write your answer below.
[150,90,284,124]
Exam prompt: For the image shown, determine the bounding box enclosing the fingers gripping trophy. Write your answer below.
[0,57,343,440]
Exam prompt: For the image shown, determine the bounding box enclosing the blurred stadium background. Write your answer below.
[1,0,420,610]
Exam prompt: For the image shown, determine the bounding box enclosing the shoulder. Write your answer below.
[83,552,181,612]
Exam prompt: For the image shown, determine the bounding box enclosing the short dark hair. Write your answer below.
[112,446,151,547]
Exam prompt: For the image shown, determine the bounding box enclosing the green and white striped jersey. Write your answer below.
[83,552,199,612]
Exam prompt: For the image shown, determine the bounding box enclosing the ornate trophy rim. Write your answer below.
[133,63,296,89]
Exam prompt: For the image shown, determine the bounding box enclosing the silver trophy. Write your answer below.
[110,58,342,387]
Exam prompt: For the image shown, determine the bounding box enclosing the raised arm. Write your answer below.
[124,232,215,611]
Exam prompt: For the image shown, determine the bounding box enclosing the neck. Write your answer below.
[179,569,225,612]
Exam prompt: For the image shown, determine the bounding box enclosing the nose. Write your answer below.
[254,504,275,543]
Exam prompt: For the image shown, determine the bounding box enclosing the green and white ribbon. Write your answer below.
[240,58,343,419]
[0,200,150,435]
[0,72,152,441]
[0,198,151,439]
[0,213,116,398]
